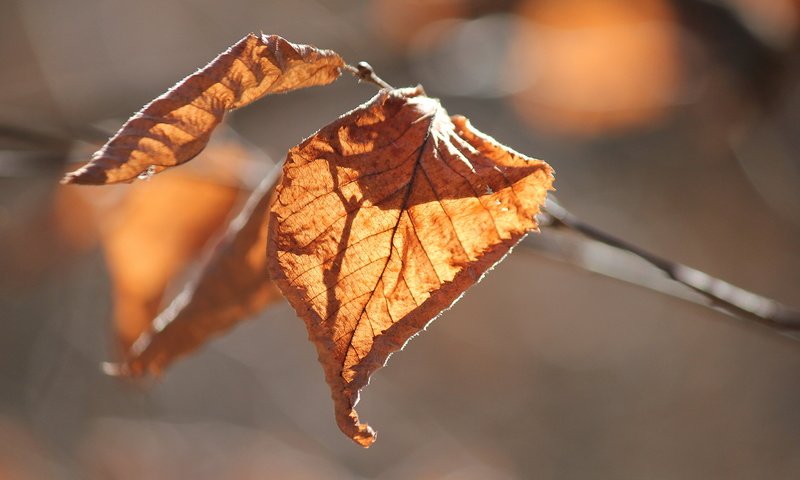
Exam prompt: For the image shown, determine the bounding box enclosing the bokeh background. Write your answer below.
[2,0,800,478]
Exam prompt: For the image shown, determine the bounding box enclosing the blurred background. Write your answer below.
[1,0,800,478]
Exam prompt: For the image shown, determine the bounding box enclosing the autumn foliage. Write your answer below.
[62,34,344,185]
[62,34,554,447]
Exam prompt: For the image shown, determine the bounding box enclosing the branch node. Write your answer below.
[345,62,394,90]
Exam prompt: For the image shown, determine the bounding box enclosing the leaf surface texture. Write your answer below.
[268,87,554,446]
[63,34,344,184]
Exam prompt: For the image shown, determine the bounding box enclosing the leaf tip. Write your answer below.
[336,404,377,447]
[60,169,83,185]
[60,166,108,185]
[353,427,377,448]
[347,419,376,448]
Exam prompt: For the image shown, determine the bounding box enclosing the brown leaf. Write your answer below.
[63,127,263,352]
[62,34,345,185]
[118,169,283,377]
[267,87,554,446]
[98,172,242,352]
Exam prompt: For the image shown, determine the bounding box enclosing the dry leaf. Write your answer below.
[62,34,344,185]
[99,172,242,351]
[63,127,263,352]
[119,170,283,377]
[267,87,554,446]
[508,0,680,135]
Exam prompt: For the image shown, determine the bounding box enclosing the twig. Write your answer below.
[528,197,800,337]
[0,123,113,178]
[0,124,71,150]
[344,62,394,90]
[0,123,108,150]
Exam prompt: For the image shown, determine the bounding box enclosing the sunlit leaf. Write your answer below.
[62,34,344,184]
[268,87,554,446]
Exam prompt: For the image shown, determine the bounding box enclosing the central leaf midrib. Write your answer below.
[343,127,433,364]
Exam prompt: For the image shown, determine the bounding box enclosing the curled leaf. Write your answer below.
[62,34,345,185]
[98,172,242,351]
[119,169,283,377]
[74,127,264,351]
[267,87,554,446]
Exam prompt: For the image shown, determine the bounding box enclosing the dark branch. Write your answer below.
[530,196,800,336]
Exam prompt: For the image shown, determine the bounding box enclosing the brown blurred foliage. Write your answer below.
[58,132,264,352]
[508,0,682,135]
[371,0,800,136]
[123,173,283,377]
[95,173,241,351]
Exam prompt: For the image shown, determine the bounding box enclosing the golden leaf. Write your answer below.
[267,87,554,446]
[98,172,242,351]
[119,171,283,377]
[62,34,344,185]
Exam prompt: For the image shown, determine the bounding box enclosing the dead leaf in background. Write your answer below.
[99,173,241,351]
[268,87,554,446]
[57,126,267,353]
[62,34,344,185]
[56,125,268,361]
[508,0,680,135]
[119,170,283,377]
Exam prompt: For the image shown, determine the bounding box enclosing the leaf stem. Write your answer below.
[345,62,394,90]
[534,197,800,336]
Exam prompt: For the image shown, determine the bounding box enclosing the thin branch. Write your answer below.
[0,123,108,150]
[526,197,800,337]
[344,61,394,90]
[0,124,70,151]
[0,123,113,178]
